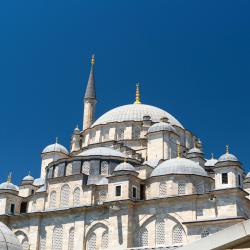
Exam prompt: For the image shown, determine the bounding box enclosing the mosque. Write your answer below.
[0,55,250,250]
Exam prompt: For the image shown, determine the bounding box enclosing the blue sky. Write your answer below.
[0,0,250,184]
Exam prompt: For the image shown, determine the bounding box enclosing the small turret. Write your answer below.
[71,125,81,152]
[83,55,97,130]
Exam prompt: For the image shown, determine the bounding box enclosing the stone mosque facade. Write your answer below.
[1,55,250,250]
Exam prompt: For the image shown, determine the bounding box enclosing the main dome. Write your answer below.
[92,104,184,128]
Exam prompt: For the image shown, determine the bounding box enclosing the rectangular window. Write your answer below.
[115,186,121,196]
[178,182,186,195]
[132,186,137,199]
[238,174,241,187]
[222,173,228,184]
[10,204,15,215]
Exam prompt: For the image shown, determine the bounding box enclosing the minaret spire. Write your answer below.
[134,83,141,104]
[83,55,97,130]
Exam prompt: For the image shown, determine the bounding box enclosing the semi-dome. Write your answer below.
[0,222,22,250]
[0,182,18,191]
[151,158,207,177]
[78,147,125,158]
[92,104,184,128]
[114,162,136,172]
[42,142,69,155]
[148,122,176,134]
[218,153,238,162]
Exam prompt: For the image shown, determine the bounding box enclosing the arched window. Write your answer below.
[82,161,90,175]
[159,182,167,197]
[117,127,125,140]
[172,225,183,244]
[139,227,148,247]
[39,227,46,250]
[49,191,57,209]
[68,227,75,250]
[178,182,186,195]
[52,225,63,250]
[196,182,204,194]
[22,240,29,250]
[101,161,108,175]
[201,230,209,238]
[155,218,165,246]
[73,187,81,207]
[101,230,109,249]
[60,184,70,208]
[87,232,96,250]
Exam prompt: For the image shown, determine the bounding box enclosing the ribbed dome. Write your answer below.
[114,162,136,172]
[42,143,69,155]
[151,158,207,177]
[92,104,184,128]
[218,153,238,162]
[148,122,176,134]
[0,182,18,191]
[78,147,125,158]
[0,222,22,250]
[205,158,218,167]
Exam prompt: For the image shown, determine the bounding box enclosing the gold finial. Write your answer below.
[177,144,181,159]
[91,54,95,65]
[134,83,141,104]
[7,172,12,183]
[226,145,229,154]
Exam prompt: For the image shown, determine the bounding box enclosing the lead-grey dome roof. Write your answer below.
[205,158,218,167]
[151,158,207,177]
[78,147,125,158]
[0,182,18,191]
[42,143,69,155]
[218,153,238,162]
[188,147,203,154]
[92,104,184,128]
[0,222,22,250]
[148,122,176,134]
[114,162,136,172]
[22,174,34,182]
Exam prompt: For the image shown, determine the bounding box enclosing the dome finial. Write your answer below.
[211,153,214,159]
[7,172,12,183]
[177,144,181,159]
[226,145,229,154]
[56,137,59,144]
[91,54,95,65]
[134,83,141,104]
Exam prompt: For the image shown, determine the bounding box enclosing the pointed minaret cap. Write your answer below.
[84,55,96,99]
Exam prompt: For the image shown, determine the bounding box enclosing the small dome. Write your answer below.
[0,182,18,191]
[188,147,203,154]
[92,104,184,128]
[151,158,207,177]
[218,153,238,162]
[33,178,45,186]
[114,162,136,172]
[42,142,69,155]
[0,222,22,250]
[205,158,218,167]
[246,172,250,178]
[148,122,176,134]
[22,174,34,182]
[78,147,125,158]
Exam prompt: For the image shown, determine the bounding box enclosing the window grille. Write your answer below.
[60,184,70,208]
[57,163,65,177]
[39,227,46,250]
[132,186,137,199]
[52,226,63,250]
[197,207,203,216]
[196,182,204,194]
[172,225,183,244]
[159,182,167,197]
[178,182,186,195]
[68,228,75,250]
[54,166,59,178]
[99,190,107,203]
[201,230,209,238]
[102,129,109,141]
[82,162,90,175]
[156,218,165,245]
[139,227,148,247]
[50,191,57,209]
[133,126,141,139]
[73,187,81,207]
[101,230,109,249]
[117,128,125,140]
[87,232,96,250]
[72,161,81,175]
[101,161,108,175]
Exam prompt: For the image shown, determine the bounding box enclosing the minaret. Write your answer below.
[83,55,97,130]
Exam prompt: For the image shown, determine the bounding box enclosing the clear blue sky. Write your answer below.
[0,0,250,184]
